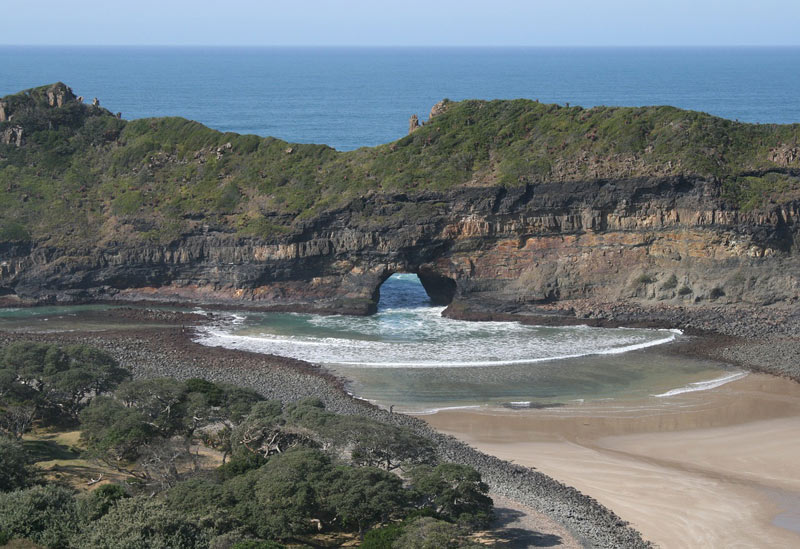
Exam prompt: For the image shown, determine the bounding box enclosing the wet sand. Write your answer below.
[424,374,800,548]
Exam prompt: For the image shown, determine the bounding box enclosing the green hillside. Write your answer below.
[1,83,799,247]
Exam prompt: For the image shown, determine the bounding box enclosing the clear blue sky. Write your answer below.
[4,0,799,47]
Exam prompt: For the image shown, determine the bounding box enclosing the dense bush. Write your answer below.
[392,517,484,549]
[76,497,209,549]
[0,436,38,492]
[0,485,79,548]
[0,342,129,434]
[0,342,495,548]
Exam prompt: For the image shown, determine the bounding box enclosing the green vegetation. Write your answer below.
[2,83,800,249]
[0,342,494,547]
[633,273,656,286]
[723,172,800,212]
[0,343,129,437]
[660,274,678,290]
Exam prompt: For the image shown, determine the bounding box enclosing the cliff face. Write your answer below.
[0,84,798,317]
[2,175,797,316]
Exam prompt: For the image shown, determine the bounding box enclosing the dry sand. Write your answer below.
[423,374,800,548]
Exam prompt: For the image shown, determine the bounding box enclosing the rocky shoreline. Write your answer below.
[0,322,651,549]
[445,299,800,383]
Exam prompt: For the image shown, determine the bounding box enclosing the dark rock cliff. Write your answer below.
[2,175,797,317]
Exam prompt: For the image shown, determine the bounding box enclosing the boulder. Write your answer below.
[429,99,449,120]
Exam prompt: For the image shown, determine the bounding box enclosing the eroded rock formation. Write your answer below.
[408,114,420,134]
[1,176,797,316]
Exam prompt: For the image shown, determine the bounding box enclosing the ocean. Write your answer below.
[2,46,800,151]
[3,46,781,409]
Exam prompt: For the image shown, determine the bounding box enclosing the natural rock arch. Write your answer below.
[369,267,458,310]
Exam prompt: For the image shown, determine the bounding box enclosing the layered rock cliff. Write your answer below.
[0,84,798,318]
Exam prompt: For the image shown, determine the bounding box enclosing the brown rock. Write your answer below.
[1,126,23,147]
[0,101,6,123]
[429,100,449,120]
[409,114,420,134]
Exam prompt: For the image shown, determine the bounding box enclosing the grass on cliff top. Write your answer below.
[2,83,800,246]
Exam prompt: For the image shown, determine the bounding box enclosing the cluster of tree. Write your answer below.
[0,342,130,438]
[0,343,494,548]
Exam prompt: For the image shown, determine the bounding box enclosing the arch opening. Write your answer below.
[373,269,456,311]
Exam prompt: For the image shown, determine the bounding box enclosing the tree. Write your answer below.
[0,342,129,425]
[226,448,332,540]
[391,517,484,549]
[340,417,436,472]
[0,436,38,492]
[80,396,156,466]
[0,404,36,439]
[76,483,129,521]
[321,466,408,533]
[409,464,493,527]
[230,401,314,459]
[285,400,435,471]
[115,378,188,437]
[0,484,79,549]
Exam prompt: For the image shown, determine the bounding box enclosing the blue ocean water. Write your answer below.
[2,46,799,151]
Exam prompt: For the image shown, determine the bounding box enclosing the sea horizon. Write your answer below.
[3,45,800,150]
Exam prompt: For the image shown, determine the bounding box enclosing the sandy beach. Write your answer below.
[424,373,800,548]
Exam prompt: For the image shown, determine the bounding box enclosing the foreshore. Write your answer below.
[2,305,798,548]
[424,374,800,548]
[0,319,648,549]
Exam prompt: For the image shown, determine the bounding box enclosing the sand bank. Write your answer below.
[424,374,800,548]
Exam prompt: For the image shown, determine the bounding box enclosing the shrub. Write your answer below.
[391,517,483,549]
[710,287,726,299]
[361,523,405,549]
[0,484,78,549]
[76,496,209,549]
[0,222,31,242]
[633,273,655,286]
[0,437,38,492]
[677,286,693,296]
[76,483,129,521]
[660,274,678,290]
[231,542,285,549]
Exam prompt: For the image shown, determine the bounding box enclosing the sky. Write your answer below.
[3,0,800,47]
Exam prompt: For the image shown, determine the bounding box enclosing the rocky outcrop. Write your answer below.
[1,174,797,318]
[1,125,23,147]
[408,114,420,133]
[429,99,448,119]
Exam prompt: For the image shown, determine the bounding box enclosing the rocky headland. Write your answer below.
[2,84,800,546]
[0,83,797,322]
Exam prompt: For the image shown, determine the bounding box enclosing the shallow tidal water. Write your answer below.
[194,274,742,412]
[0,275,743,413]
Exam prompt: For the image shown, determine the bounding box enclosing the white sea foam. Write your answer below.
[653,371,748,397]
[409,405,483,416]
[194,274,682,369]
[195,326,679,368]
